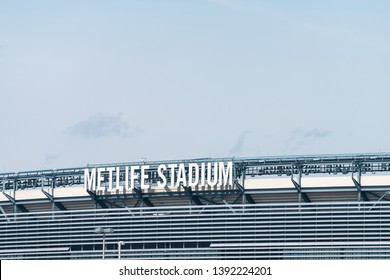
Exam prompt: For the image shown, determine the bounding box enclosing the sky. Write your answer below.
[1,0,390,172]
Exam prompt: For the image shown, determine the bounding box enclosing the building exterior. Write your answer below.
[1,153,390,259]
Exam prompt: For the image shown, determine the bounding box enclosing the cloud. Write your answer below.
[303,128,331,139]
[285,128,331,152]
[45,154,60,164]
[229,130,250,155]
[67,113,142,139]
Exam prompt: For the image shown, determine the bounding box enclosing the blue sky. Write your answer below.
[1,0,390,172]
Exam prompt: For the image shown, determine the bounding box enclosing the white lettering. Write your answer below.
[125,166,129,190]
[200,163,206,186]
[157,164,167,188]
[188,163,199,187]
[141,165,150,189]
[218,162,233,186]
[107,167,115,190]
[176,163,187,187]
[207,162,218,186]
[97,168,105,191]
[167,164,177,188]
[84,161,233,191]
[84,168,96,191]
[130,166,139,188]
[116,167,124,189]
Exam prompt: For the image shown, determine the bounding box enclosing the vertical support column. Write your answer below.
[51,176,56,212]
[13,179,17,214]
[291,164,302,203]
[241,168,246,204]
[299,167,302,203]
[291,163,310,203]
[358,167,362,202]
[352,161,368,202]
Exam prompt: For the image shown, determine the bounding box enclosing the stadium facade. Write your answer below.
[1,153,390,260]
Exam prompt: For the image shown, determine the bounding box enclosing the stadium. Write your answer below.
[1,153,390,260]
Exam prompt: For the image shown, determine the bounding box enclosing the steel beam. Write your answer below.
[300,193,311,203]
[368,191,390,211]
[4,153,390,192]
[245,194,256,204]
[2,192,28,212]
[133,188,154,207]
[86,190,109,209]
[41,189,67,211]
[352,163,369,202]
[0,205,11,222]
[291,165,311,203]
[232,193,243,204]
[183,187,202,205]
[197,194,219,205]
[366,191,390,201]
[233,177,258,204]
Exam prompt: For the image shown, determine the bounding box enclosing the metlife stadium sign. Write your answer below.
[84,162,233,191]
